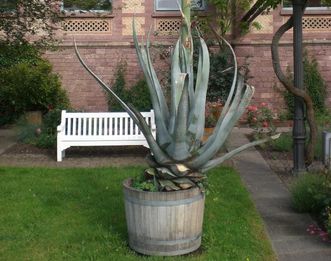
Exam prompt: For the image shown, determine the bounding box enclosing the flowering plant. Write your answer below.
[246,102,275,133]
[205,99,223,128]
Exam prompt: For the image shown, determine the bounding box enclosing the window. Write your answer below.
[283,0,331,9]
[155,0,205,11]
[0,0,18,12]
[62,0,112,12]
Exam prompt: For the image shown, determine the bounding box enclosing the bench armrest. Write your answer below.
[57,110,66,133]
[57,124,65,133]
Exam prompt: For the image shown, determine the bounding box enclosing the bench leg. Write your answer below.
[57,148,63,162]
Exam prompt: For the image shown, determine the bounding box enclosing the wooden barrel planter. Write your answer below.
[123,179,205,256]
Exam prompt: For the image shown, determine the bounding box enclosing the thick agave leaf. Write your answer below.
[127,104,173,164]
[159,180,181,191]
[187,37,210,144]
[156,167,178,179]
[199,75,246,152]
[133,20,172,148]
[169,40,182,134]
[178,4,194,105]
[140,49,172,148]
[218,36,238,121]
[199,40,238,147]
[200,134,281,172]
[166,73,191,161]
[145,167,157,177]
[172,178,194,189]
[188,81,255,169]
[133,22,169,120]
[145,27,170,123]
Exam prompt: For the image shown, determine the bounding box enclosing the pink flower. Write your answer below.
[247,105,258,112]
[260,102,267,107]
[262,121,269,128]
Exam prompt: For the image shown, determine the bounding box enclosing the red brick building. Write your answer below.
[45,1,331,115]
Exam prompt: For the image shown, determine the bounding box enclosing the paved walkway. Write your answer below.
[0,126,331,260]
[229,128,331,261]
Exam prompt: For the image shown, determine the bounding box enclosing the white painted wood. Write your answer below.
[57,110,156,161]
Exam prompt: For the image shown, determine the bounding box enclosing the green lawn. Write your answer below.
[0,166,276,260]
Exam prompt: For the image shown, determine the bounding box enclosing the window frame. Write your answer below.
[60,0,112,14]
[155,0,206,12]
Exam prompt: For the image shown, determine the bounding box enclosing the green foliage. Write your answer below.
[269,128,323,160]
[0,166,276,260]
[17,120,41,144]
[206,0,282,36]
[107,62,128,112]
[0,59,69,126]
[290,173,326,213]
[283,52,327,115]
[38,108,67,148]
[129,78,152,111]
[207,49,235,102]
[270,132,292,152]
[290,173,331,229]
[17,108,70,149]
[0,0,60,46]
[0,42,41,69]
[132,173,158,192]
[107,62,152,112]
[63,0,112,11]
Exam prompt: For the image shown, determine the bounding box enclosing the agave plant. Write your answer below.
[74,0,278,191]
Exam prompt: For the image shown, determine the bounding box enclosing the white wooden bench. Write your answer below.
[57,110,155,161]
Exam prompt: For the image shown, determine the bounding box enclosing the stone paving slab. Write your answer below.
[228,128,331,261]
[278,250,331,261]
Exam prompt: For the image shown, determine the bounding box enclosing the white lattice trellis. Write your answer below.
[303,16,331,31]
[63,19,111,33]
[155,19,182,35]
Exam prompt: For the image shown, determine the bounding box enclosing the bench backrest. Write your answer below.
[59,110,155,138]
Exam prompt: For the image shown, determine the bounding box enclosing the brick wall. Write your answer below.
[46,2,331,114]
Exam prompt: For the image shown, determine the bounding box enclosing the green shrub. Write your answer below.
[107,62,127,112]
[17,107,70,149]
[17,120,41,144]
[0,42,41,69]
[284,51,327,115]
[207,49,234,102]
[270,132,292,152]
[129,78,152,111]
[108,62,151,112]
[290,173,331,230]
[0,60,69,125]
